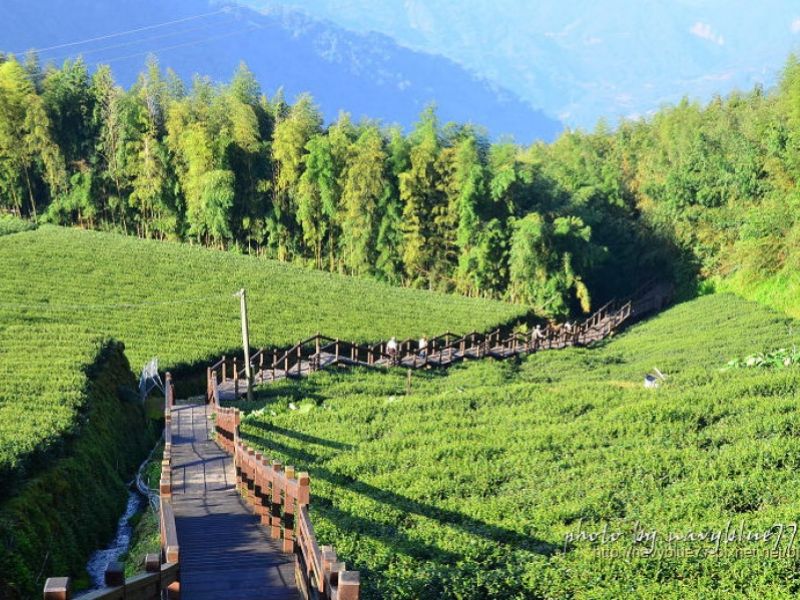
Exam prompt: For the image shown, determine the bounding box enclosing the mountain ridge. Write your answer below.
[2,0,561,142]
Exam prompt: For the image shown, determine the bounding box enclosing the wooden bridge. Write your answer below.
[44,281,671,599]
[211,282,672,402]
[166,402,301,600]
[45,372,360,600]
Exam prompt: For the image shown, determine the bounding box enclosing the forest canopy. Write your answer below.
[3,51,800,317]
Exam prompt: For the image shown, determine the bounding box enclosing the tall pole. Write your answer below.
[236,288,254,402]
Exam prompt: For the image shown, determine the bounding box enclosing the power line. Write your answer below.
[14,8,230,55]
[97,25,264,66]
[45,20,225,64]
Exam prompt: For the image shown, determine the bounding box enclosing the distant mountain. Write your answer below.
[245,0,800,126]
[2,0,562,142]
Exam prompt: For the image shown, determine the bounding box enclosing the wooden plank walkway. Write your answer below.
[213,281,676,402]
[170,403,300,600]
[215,327,610,401]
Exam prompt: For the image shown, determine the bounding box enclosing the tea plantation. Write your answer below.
[236,293,800,599]
[0,224,524,598]
[0,224,524,494]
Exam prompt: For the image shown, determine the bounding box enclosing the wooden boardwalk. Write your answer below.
[170,403,300,600]
[44,282,673,600]
[212,283,675,402]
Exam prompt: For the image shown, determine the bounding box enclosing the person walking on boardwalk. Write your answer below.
[418,334,428,359]
[387,336,398,364]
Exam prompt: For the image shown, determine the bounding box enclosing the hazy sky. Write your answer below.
[237,0,800,125]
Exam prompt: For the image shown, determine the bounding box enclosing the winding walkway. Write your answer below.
[214,281,676,402]
[169,402,300,600]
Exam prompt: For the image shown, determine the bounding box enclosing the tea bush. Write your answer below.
[237,294,800,599]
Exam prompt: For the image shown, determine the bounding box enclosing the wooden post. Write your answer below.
[222,355,227,382]
[160,472,172,499]
[335,340,340,362]
[271,461,283,539]
[321,547,337,577]
[165,372,173,407]
[338,571,361,600]
[297,345,302,377]
[283,465,296,552]
[297,472,310,505]
[44,578,71,600]
[145,553,160,573]
[272,349,277,381]
[260,458,273,527]
[104,562,124,588]
[144,553,161,597]
[235,289,254,402]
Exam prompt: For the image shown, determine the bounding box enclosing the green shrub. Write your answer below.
[0,342,156,599]
[0,214,35,237]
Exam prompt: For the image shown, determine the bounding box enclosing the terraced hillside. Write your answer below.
[0,225,525,483]
[0,224,524,598]
[0,226,527,369]
[234,294,800,599]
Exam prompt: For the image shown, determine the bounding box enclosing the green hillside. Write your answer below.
[0,224,523,597]
[717,272,800,321]
[0,226,526,369]
[234,294,800,599]
[0,224,524,489]
[0,342,154,599]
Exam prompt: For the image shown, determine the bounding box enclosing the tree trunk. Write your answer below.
[23,167,37,219]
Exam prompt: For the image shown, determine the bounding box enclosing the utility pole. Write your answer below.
[235,288,254,402]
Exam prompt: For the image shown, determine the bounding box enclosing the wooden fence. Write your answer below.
[44,375,180,600]
[212,398,360,599]
[206,291,652,402]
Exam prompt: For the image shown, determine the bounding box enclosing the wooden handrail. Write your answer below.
[160,498,179,564]
[207,283,670,404]
[212,406,359,599]
[45,561,180,600]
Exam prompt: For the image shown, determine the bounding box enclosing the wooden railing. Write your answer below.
[44,375,180,599]
[212,402,360,600]
[206,287,665,404]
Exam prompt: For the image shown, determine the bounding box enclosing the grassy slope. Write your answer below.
[235,293,800,599]
[0,225,524,486]
[0,343,155,599]
[718,271,800,320]
[0,226,526,369]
